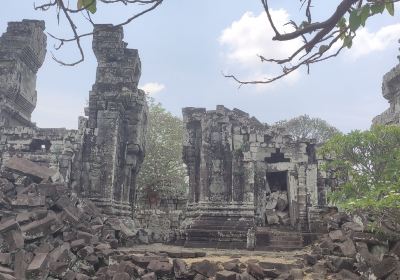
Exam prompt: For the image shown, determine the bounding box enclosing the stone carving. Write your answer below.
[373,63,400,125]
[0,21,147,218]
[0,20,47,127]
[182,105,332,248]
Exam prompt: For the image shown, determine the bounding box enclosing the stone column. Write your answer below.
[297,164,308,231]
[80,24,147,216]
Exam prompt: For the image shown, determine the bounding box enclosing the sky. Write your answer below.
[1,1,400,132]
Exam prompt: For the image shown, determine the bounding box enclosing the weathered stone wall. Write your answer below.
[0,126,83,184]
[373,63,400,125]
[0,21,148,218]
[182,105,332,248]
[0,20,47,127]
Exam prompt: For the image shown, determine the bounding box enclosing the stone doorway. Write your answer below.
[265,171,290,227]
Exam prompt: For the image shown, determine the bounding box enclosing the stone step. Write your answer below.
[256,245,304,251]
[184,240,247,249]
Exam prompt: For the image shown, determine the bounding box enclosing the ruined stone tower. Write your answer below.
[78,25,148,216]
[182,106,331,249]
[0,20,47,127]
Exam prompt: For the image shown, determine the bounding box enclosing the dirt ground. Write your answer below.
[119,243,311,265]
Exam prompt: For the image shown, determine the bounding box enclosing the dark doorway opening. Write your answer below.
[265,171,290,227]
[266,171,287,192]
[29,139,52,152]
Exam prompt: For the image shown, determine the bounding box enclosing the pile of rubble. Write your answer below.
[0,157,147,279]
[265,191,290,226]
[304,212,400,279]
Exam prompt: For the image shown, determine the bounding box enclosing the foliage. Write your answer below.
[272,115,341,143]
[319,125,400,210]
[227,0,398,85]
[136,98,188,203]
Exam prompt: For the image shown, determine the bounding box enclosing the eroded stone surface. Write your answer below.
[0,20,46,127]
[0,21,147,217]
[182,105,333,248]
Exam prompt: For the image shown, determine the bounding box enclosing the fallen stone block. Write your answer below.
[386,267,400,280]
[77,246,94,259]
[116,261,145,278]
[130,255,168,268]
[11,194,46,207]
[0,219,19,233]
[0,273,16,280]
[337,239,356,257]
[342,222,363,232]
[26,253,48,280]
[223,261,240,273]
[372,257,399,279]
[247,263,264,280]
[390,240,400,258]
[112,272,130,280]
[329,230,345,242]
[21,213,62,240]
[5,157,57,183]
[335,269,360,280]
[70,239,86,252]
[216,270,237,280]
[0,266,13,276]
[147,259,173,276]
[3,229,24,251]
[191,260,218,278]
[14,249,32,280]
[141,272,156,280]
[0,254,11,266]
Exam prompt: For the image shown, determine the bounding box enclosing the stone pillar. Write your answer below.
[297,164,308,231]
[80,24,147,216]
[0,20,47,127]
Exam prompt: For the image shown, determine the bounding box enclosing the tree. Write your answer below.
[34,0,163,65]
[136,98,188,207]
[272,115,341,143]
[226,0,398,85]
[319,125,400,210]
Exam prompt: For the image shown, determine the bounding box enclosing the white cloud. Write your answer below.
[219,10,303,87]
[348,24,400,59]
[140,82,166,95]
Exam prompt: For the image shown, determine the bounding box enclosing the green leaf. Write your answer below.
[360,5,370,27]
[343,36,353,49]
[371,3,385,15]
[349,9,361,32]
[82,0,97,14]
[319,45,329,54]
[386,1,395,16]
[77,0,83,9]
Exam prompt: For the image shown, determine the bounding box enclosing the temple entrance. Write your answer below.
[265,171,290,227]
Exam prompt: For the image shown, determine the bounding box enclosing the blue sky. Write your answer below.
[1,1,399,132]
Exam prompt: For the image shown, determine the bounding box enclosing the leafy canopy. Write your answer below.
[272,115,341,143]
[319,125,400,210]
[136,98,187,201]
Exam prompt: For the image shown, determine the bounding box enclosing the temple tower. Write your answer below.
[79,24,148,216]
[0,20,47,127]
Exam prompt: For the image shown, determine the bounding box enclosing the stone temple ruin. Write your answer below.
[182,106,332,249]
[0,20,147,217]
[0,19,337,252]
[2,18,400,280]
